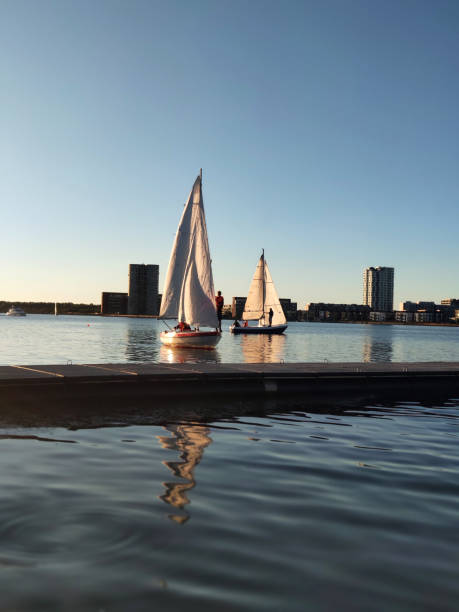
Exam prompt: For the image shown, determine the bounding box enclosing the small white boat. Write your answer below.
[6,305,26,316]
[159,170,221,349]
[230,250,287,335]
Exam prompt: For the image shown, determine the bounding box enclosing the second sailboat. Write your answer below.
[230,250,287,335]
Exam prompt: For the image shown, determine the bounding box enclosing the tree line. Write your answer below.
[0,301,100,315]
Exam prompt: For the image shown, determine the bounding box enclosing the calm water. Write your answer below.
[1,314,459,364]
[0,398,458,611]
[2,315,459,610]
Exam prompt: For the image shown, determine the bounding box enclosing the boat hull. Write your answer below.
[160,330,221,349]
[230,324,287,335]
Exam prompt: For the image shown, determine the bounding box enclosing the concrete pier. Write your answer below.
[0,362,458,411]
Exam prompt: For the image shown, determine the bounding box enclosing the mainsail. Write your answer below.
[159,173,218,329]
[242,252,286,326]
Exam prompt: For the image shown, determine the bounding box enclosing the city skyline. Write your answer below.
[2,1,458,305]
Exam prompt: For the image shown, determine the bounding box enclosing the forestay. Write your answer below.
[159,175,218,329]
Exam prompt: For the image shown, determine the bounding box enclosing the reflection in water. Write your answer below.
[240,333,286,363]
[157,424,212,524]
[125,326,159,362]
[159,345,220,364]
[362,328,393,362]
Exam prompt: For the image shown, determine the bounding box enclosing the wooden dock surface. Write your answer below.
[0,362,458,409]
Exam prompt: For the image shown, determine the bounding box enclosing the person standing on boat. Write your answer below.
[215,291,224,332]
[268,308,274,327]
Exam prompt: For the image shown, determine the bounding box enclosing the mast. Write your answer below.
[261,249,265,323]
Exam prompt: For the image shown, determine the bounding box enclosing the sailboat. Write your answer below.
[230,250,288,335]
[159,170,221,349]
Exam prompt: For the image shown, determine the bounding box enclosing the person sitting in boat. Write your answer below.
[176,321,191,332]
[233,319,240,328]
[243,320,248,327]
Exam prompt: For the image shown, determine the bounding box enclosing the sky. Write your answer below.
[1,0,458,307]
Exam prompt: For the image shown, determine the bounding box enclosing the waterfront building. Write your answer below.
[101,292,128,315]
[395,303,454,323]
[417,301,435,311]
[279,299,298,321]
[128,264,159,315]
[415,311,434,323]
[399,301,417,312]
[305,303,370,322]
[232,297,247,319]
[369,311,390,322]
[363,267,394,312]
[441,298,459,307]
[395,311,415,323]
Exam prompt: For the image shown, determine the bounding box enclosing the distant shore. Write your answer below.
[2,311,458,327]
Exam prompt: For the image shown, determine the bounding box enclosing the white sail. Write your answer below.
[242,256,264,320]
[159,174,218,329]
[242,253,286,325]
[263,260,286,325]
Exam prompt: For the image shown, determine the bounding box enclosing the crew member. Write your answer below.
[268,308,274,327]
[215,290,224,332]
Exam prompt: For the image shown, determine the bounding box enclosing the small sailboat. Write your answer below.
[230,250,287,335]
[159,170,221,349]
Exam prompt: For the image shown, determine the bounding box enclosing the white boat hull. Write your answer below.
[230,324,287,335]
[160,330,221,349]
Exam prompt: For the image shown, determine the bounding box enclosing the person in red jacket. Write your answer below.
[215,291,224,332]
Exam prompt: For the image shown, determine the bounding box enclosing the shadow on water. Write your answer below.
[0,390,458,431]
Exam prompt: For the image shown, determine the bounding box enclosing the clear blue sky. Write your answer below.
[1,0,458,307]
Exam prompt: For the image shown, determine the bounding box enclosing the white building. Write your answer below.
[363,267,394,312]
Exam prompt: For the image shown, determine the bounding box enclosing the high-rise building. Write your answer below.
[363,267,394,312]
[128,264,159,315]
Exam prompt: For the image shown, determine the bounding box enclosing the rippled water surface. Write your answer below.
[2,316,459,610]
[1,315,459,364]
[1,398,458,611]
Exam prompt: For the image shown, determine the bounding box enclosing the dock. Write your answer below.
[0,362,458,413]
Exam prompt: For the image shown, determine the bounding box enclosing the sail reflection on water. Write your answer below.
[157,423,213,524]
[240,333,286,363]
[159,345,220,364]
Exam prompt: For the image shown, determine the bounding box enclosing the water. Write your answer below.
[2,315,459,610]
[1,315,459,364]
[0,398,458,611]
